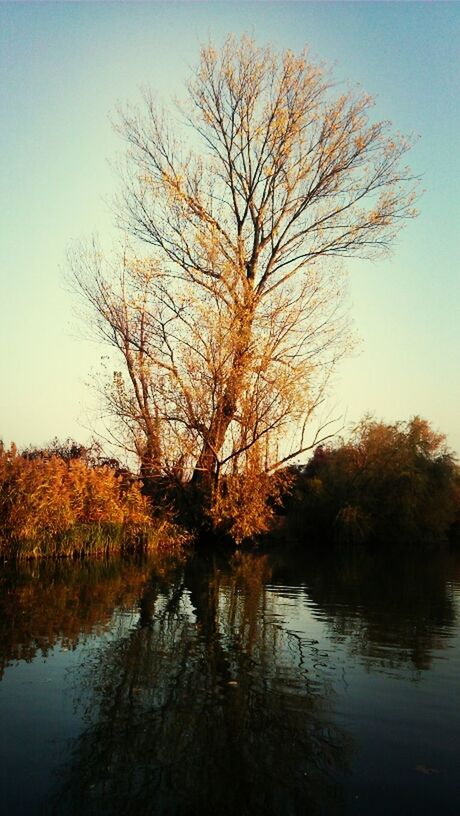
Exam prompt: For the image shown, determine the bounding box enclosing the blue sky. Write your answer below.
[1,2,459,455]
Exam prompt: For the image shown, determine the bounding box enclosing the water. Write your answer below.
[0,547,459,815]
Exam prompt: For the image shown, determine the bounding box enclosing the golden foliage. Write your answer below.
[0,442,178,558]
[209,454,292,543]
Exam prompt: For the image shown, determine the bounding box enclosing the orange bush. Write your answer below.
[0,442,157,557]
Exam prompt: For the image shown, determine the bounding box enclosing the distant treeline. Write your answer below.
[0,439,186,559]
[285,417,460,547]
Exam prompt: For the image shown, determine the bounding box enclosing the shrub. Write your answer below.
[287,417,460,547]
[0,441,182,558]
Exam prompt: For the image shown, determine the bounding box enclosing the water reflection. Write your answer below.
[49,553,350,816]
[0,546,458,815]
[275,547,458,674]
[0,558,166,678]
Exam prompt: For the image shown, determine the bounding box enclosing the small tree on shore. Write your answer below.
[71,35,417,538]
[290,417,460,545]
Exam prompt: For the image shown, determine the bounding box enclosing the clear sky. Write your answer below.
[1,2,459,456]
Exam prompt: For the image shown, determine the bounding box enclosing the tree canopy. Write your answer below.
[289,417,460,546]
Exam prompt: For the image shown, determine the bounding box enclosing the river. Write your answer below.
[1,545,459,814]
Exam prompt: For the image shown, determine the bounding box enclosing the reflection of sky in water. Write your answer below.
[0,647,83,813]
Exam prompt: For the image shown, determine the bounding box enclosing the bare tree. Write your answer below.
[71,35,417,536]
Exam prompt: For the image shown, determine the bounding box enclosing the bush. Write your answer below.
[0,441,183,558]
[287,417,460,547]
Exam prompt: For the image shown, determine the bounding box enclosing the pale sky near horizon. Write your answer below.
[1,2,459,457]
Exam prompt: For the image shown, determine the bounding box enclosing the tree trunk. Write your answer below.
[139,411,163,497]
[192,298,255,488]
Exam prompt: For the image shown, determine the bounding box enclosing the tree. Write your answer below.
[71,35,417,538]
[289,416,459,546]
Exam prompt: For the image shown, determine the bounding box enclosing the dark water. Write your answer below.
[0,546,459,815]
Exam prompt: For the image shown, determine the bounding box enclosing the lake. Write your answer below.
[1,545,459,815]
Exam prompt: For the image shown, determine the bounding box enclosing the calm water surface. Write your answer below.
[0,547,459,815]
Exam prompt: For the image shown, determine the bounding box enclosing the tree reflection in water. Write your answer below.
[277,547,459,675]
[2,547,456,814]
[48,553,350,816]
[0,558,158,678]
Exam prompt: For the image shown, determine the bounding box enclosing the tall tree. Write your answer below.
[71,35,417,536]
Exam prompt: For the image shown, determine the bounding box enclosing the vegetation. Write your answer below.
[1,414,458,557]
[286,416,460,547]
[70,34,417,539]
[0,441,186,559]
[5,42,455,554]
